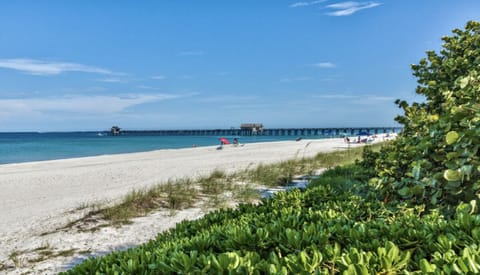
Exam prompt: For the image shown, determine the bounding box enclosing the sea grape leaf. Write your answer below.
[446,131,459,145]
[444,169,461,181]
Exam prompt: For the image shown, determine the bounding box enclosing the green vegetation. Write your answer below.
[60,178,200,229]
[363,21,480,214]
[64,21,480,273]
[239,144,367,187]
[63,166,480,274]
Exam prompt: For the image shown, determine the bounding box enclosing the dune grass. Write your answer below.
[64,143,382,229]
[239,143,373,187]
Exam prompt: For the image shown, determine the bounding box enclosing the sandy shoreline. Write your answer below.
[0,137,383,274]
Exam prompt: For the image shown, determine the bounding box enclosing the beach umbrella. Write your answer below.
[219,137,230,144]
[358,131,370,136]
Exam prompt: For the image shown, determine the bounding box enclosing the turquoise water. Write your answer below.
[0,132,330,164]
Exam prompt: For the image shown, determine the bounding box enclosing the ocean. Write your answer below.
[0,132,331,165]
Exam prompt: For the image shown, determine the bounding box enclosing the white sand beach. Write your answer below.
[0,137,390,274]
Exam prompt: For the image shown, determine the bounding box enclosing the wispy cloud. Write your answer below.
[313,94,394,101]
[314,94,357,99]
[180,75,194,79]
[96,77,127,83]
[313,62,336,68]
[280,76,311,82]
[137,85,160,90]
[151,75,167,80]
[179,51,205,56]
[220,103,273,110]
[289,0,326,8]
[0,94,179,117]
[326,1,381,16]
[197,95,258,103]
[0,58,116,76]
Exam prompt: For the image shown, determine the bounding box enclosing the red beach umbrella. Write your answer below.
[219,137,230,144]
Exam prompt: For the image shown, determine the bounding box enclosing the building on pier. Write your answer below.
[110,126,121,136]
[240,123,264,136]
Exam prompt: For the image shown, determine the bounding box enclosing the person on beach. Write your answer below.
[218,137,229,150]
[233,138,239,146]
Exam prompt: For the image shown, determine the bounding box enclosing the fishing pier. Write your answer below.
[110,124,401,137]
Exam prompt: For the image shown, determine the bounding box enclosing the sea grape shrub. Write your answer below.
[364,21,480,212]
[63,167,480,274]
[357,145,379,178]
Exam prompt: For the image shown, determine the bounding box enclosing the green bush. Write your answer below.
[363,21,480,213]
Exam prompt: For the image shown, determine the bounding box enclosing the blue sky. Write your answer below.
[0,1,479,131]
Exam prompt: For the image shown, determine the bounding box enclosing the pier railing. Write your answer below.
[112,127,402,136]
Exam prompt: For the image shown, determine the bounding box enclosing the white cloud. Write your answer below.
[96,77,127,83]
[0,94,179,116]
[290,0,326,8]
[313,62,336,68]
[151,75,167,80]
[0,58,116,76]
[179,51,205,56]
[326,1,381,16]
